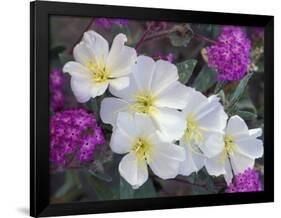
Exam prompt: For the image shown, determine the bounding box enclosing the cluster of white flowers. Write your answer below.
[63,30,264,189]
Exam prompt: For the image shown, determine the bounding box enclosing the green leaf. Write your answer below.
[134,179,156,199]
[169,24,194,47]
[176,59,197,84]
[87,175,117,200]
[59,52,73,65]
[229,72,254,105]
[120,177,134,199]
[236,110,257,121]
[193,65,216,92]
[50,45,66,58]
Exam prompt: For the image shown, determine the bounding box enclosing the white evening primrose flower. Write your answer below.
[205,115,264,184]
[111,112,185,189]
[178,88,228,176]
[100,55,189,141]
[63,30,137,103]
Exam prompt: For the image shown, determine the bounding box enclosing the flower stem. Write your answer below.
[194,33,217,44]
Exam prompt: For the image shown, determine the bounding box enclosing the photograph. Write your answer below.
[49,15,265,203]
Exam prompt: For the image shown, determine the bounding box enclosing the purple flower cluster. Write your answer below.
[49,69,64,112]
[50,109,104,165]
[206,26,251,81]
[225,168,262,193]
[95,18,129,28]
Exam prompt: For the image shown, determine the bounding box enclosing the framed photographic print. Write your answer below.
[30,1,274,217]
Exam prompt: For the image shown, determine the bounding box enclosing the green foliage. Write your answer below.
[169,24,194,47]
[193,65,216,92]
[176,59,197,84]
[236,110,257,121]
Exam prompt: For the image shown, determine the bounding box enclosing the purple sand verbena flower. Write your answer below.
[205,26,251,81]
[95,18,129,28]
[50,109,105,165]
[225,168,262,193]
[49,69,65,112]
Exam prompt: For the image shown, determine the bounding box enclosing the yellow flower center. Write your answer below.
[132,137,152,163]
[130,92,156,114]
[219,135,237,163]
[87,61,111,83]
[183,114,203,144]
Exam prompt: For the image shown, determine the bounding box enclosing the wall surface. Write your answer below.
[0,0,279,217]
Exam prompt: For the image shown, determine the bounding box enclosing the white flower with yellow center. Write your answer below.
[63,30,137,103]
[100,55,189,141]
[111,112,185,189]
[205,115,264,184]
[178,88,228,176]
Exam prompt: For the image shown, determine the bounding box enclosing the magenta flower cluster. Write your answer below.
[50,109,104,165]
[206,26,251,81]
[225,168,262,193]
[49,69,64,112]
[95,18,128,28]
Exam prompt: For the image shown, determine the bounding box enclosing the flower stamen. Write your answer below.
[184,114,203,144]
[132,137,152,163]
[87,61,111,83]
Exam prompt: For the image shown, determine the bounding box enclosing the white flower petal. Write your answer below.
[82,30,109,64]
[224,159,234,184]
[249,128,263,138]
[109,77,130,91]
[119,152,148,189]
[73,41,93,66]
[152,107,185,141]
[91,81,109,98]
[116,112,139,138]
[226,115,249,138]
[179,143,205,176]
[205,154,225,176]
[70,77,92,103]
[107,34,137,77]
[197,97,227,131]
[150,60,179,94]
[109,73,139,101]
[110,128,132,154]
[100,97,129,126]
[132,55,155,90]
[154,82,189,109]
[182,87,208,115]
[134,113,157,137]
[199,131,225,157]
[62,61,91,79]
[230,152,255,175]
[149,144,183,179]
[235,138,264,159]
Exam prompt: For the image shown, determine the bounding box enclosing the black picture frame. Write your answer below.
[30,1,274,217]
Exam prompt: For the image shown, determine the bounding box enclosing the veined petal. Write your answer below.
[70,77,92,103]
[116,112,139,138]
[109,77,130,91]
[109,73,139,101]
[132,55,155,90]
[154,81,189,109]
[107,34,137,77]
[73,41,93,66]
[152,107,185,141]
[179,142,205,176]
[63,61,91,79]
[235,138,264,159]
[226,115,249,139]
[150,60,179,95]
[100,98,129,126]
[205,154,225,176]
[119,152,148,189]
[224,159,234,184]
[110,128,132,154]
[82,30,109,64]
[199,131,225,157]
[149,147,182,179]
[91,81,109,98]
[230,152,255,175]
